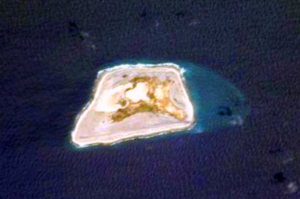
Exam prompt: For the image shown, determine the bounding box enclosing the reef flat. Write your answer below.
[71,63,195,146]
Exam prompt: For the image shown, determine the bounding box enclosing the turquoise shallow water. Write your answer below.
[181,61,249,133]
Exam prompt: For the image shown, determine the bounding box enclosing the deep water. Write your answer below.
[1,0,300,198]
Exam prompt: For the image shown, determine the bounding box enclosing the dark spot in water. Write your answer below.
[217,106,232,116]
[68,21,79,36]
[175,11,186,18]
[269,147,283,154]
[273,172,286,183]
[139,10,147,18]
[68,21,85,41]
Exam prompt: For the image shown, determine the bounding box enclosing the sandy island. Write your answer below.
[71,63,195,146]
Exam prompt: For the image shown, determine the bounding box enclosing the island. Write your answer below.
[71,63,195,146]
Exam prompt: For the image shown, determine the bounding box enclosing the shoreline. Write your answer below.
[71,63,195,147]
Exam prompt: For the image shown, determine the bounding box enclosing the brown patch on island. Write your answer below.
[111,76,185,122]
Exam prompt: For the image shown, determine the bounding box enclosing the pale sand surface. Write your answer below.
[71,63,194,146]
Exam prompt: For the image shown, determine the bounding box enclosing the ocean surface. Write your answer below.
[1,0,300,198]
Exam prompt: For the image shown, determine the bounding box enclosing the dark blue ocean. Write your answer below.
[1,0,300,198]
